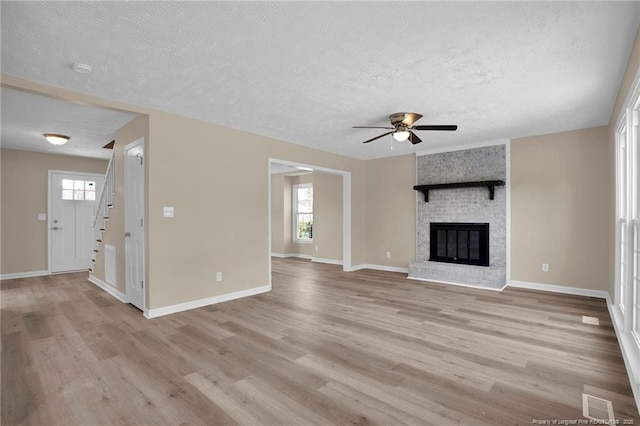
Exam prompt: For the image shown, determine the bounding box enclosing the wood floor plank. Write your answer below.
[1,258,638,425]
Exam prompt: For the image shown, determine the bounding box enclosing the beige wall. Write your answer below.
[510,126,613,290]
[0,149,107,274]
[91,116,148,296]
[146,110,366,309]
[313,172,343,262]
[365,154,416,268]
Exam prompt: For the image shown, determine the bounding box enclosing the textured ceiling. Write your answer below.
[2,2,639,160]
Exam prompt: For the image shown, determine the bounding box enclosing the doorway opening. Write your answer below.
[268,159,352,288]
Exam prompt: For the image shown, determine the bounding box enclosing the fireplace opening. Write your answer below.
[430,223,489,266]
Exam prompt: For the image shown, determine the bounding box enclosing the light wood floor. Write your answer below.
[2,258,638,425]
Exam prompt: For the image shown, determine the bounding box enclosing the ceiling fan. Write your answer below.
[353,112,457,145]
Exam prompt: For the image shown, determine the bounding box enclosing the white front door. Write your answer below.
[125,139,145,311]
[49,171,104,273]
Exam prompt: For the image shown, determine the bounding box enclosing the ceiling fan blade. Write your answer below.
[408,131,422,145]
[362,131,393,144]
[413,125,458,131]
[401,113,423,126]
[353,126,394,129]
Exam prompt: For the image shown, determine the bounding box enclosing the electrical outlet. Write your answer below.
[386,251,391,259]
[542,263,549,273]
[216,272,222,282]
[315,245,319,252]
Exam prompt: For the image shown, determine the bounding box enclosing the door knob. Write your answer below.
[50,226,62,230]
[124,232,131,237]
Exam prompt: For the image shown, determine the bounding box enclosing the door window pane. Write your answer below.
[61,178,97,201]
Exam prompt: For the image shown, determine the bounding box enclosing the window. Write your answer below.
[62,179,96,201]
[616,95,640,346]
[293,183,313,242]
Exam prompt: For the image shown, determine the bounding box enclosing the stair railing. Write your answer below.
[91,152,115,270]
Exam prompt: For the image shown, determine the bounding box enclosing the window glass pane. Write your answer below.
[74,180,85,190]
[621,223,627,309]
[62,179,74,190]
[74,190,85,200]
[62,190,73,200]
[297,214,313,239]
[620,133,627,217]
[85,191,96,201]
[85,181,96,191]
[298,187,312,201]
[298,199,312,213]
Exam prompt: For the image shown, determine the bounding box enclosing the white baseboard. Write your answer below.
[508,280,609,299]
[145,284,271,319]
[0,270,49,280]
[271,253,312,260]
[407,276,506,292]
[350,264,409,274]
[88,275,128,303]
[312,257,343,266]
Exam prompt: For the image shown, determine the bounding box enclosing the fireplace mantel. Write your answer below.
[413,180,505,202]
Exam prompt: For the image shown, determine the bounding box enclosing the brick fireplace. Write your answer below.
[408,144,507,290]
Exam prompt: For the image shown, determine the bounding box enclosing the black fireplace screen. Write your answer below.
[430,223,489,266]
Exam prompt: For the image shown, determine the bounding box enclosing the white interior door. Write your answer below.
[50,171,104,273]
[125,139,145,311]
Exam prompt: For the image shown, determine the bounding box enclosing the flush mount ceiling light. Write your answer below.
[71,63,92,74]
[43,133,70,146]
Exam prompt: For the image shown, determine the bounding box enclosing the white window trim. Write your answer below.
[292,183,313,244]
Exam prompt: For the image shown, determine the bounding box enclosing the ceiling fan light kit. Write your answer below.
[392,129,410,141]
[354,112,457,145]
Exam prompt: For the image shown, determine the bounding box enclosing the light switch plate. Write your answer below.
[37,213,47,221]
[163,206,174,218]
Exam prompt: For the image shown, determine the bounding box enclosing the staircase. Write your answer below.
[89,152,115,273]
